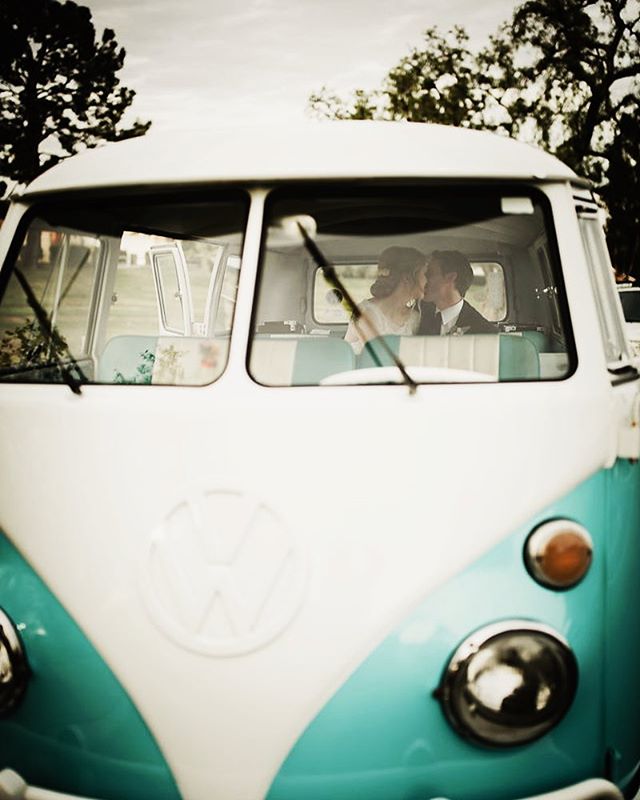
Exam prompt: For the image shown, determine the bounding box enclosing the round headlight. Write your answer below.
[0,608,29,715]
[436,621,577,747]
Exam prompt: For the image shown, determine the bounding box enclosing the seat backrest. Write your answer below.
[521,330,549,353]
[357,334,539,380]
[498,334,540,379]
[98,335,158,383]
[250,336,355,385]
[99,335,226,385]
[358,334,501,377]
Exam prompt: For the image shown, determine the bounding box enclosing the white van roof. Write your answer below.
[22,120,582,196]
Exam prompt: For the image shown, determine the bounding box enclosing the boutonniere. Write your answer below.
[451,325,471,336]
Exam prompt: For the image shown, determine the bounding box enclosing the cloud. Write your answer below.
[84,0,518,132]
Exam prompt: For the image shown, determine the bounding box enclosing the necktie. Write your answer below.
[434,311,442,334]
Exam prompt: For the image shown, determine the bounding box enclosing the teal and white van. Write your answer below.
[0,122,638,800]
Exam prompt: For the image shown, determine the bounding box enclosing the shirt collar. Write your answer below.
[438,298,464,327]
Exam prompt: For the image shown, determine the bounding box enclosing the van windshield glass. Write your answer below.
[248,186,574,386]
[0,192,248,387]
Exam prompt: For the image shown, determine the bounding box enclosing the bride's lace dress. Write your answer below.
[344,298,420,354]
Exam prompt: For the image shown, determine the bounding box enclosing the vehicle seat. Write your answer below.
[357,334,539,380]
[98,335,158,383]
[250,336,355,385]
[98,335,226,385]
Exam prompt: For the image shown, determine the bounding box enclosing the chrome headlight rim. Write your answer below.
[0,607,30,716]
[436,620,578,748]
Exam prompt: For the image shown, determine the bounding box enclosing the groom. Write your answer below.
[418,250,496,336]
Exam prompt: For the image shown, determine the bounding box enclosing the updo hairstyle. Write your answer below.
[370,246,426,299]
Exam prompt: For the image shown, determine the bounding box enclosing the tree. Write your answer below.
[309,0,640,275]
[0,0,150,188]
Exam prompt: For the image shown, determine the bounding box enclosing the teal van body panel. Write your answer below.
[0,533,181,800]
[603,459,640,788]
[268,463,640,800]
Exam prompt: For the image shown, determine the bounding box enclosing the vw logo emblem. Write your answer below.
[141,488,307,656]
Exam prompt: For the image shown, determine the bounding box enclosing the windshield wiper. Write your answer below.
[12,267,87,395]
[296,221,417,395]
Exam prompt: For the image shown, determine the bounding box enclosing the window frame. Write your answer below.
[577,206,635,380]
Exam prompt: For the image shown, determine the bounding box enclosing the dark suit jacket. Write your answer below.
[418,300,497,335]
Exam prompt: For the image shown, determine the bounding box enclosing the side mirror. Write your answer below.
[150,244,194,336]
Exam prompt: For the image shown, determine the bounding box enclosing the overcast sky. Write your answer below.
[82,0,519,132]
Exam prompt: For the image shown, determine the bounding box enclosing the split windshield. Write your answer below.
[0,184,574,388]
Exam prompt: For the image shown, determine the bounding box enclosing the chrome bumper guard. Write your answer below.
[430,778,623,800]
[512,778,623,800]
[0,769,624,800]
[0,770,100,800]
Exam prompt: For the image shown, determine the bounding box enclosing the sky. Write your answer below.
[82,0,519,133]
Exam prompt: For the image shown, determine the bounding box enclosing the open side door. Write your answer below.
[577,201,640,458]
[150,243,194,336]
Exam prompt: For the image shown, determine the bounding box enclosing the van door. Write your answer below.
[578,201,640,786]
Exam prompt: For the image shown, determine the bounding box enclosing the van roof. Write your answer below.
[22,121,583,197]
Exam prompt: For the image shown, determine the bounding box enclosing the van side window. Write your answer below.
[249,186,574,386]
[0,193,248,387]
[579,213,631,372]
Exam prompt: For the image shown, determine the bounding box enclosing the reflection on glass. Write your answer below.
[0,194,248,387]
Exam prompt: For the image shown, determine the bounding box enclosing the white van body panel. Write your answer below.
[0,174,619,800]
[20,122,581,197]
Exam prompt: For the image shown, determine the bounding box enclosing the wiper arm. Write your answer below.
[0,359,84,379]
[13,267,87,395]
[296,221,417,395]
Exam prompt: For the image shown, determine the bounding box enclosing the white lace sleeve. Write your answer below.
[344,316,364,354]
[344,299,381,354]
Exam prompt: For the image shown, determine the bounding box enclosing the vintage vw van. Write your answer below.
[0,122,638,800]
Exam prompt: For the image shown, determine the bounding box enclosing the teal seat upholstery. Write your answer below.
[521,330,549,353]
[357,336,400,369]
[498,335,540,380]
[292,337,355,384]
[98,335,158,384]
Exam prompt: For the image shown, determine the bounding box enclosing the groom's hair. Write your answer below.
[432,251,474,296]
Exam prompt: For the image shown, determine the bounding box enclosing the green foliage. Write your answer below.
[113,349,155,385]
[385,27,488,126]
[0,317,67,370]
[111,345,186,385]
[309,0,640,274]
[0,0,151,186]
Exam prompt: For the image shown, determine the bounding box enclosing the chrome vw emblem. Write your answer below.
[142,488,307,656]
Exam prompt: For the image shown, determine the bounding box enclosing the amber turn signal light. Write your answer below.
[524,520,593,589]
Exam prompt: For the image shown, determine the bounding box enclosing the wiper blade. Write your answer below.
[0,359,85,380]
[296,221,417,395]
[13,267,87,395]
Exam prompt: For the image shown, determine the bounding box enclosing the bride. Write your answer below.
[344,246,427,354]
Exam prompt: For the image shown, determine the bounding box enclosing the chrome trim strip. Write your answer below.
[513,777,623,800]
[0,607,29,714]
[430,778,623,800]
[0,769,102,800]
